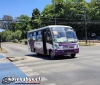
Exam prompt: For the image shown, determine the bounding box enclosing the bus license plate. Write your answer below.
[67,53,71,55]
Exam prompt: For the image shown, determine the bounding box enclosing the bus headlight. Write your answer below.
[54,44,59,49]
[75,44,79,48]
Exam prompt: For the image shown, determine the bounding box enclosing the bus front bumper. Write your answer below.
[54,48,79,56]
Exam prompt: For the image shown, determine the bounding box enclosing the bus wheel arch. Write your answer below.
[49,49,56,59]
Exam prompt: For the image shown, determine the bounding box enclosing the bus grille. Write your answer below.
[63,46,74,49]
[64,50,74,53]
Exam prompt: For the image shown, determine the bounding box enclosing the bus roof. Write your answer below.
[28,25,72,33]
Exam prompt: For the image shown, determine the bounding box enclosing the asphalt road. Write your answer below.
[1,43,32,57]
[1,43,100,85]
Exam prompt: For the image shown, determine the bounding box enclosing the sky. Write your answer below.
[0,0,52,18]
[0,0,90,19]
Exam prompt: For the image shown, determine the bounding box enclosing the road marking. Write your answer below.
[26,72,39,77]
[15,64,24,66]
[20,58,44,63]
[30,63,66,70]
[12,62,22,64]
[21,60,50,66]
[46,83,56,85]
[18,66,29,70]
[22,69,34,73]
[41,77,48,81]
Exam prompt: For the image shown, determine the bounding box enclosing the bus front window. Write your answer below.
[66,31,78,42]
[52,27,67,43]
[52,27,78,43]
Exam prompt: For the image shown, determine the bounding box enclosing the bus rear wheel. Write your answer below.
[34,49,39,55]
[71,54,76,58]
[49,51,56,59]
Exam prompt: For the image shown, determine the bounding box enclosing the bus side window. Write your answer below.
[28,33,32,40]
[33,32,36,40]
[37,31,42,41]
[27,33,30,40]
[33,36,36,40]
[30,33,33,39]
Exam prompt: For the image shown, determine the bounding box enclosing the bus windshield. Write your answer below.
[51,27,77,43]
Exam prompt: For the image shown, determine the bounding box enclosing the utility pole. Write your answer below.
[84,8,87,44]
[54,2,56,25]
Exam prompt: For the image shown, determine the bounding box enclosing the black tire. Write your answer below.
[37,53,41,56]
[49,51,56,59]
[34,49,38,55]
[71,54,76,58]
[34,48,35,52]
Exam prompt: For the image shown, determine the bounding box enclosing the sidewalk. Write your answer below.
[0,55,27,85]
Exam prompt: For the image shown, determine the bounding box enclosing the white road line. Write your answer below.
[46,83,56,85]
[30,63,66,70]
[12,62,22,64]
[22,69,34,73]
[18,66,29,70]
[26,72,39,77]
[21,60,50,66]
[15,64,24,66]
[41,77,48,81]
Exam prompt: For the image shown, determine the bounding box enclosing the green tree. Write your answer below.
[41,4,54,25]
[2,30,13,41]
[15,30,22,40]
[31,8,41,29]
[15,15,31,39]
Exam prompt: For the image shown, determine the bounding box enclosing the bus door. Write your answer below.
[46,29,53,54]
[35,31,43,54]
[42,29,47,54]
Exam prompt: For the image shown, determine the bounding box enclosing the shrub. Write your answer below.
[12,39,18,43]
[12,40,15,43]
[19,40,22,43]
[24,39,27,45]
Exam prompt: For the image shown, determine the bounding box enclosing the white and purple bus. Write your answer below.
[27,25,79,59]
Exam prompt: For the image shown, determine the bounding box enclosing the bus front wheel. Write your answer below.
[49,51,56,59]
[71,54,76,58]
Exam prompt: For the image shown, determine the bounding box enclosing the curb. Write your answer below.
[6,57,26,62]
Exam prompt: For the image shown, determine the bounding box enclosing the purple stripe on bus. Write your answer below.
[54,48,79,56]
[59,43,76,46]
